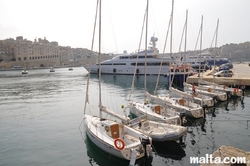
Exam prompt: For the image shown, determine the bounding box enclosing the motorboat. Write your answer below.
[128,115,187,142]
[50,68,55,72]
[84,36,172,75]
[21,69,28,74]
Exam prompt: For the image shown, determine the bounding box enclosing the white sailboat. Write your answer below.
[184,82,227,102]
[83,1,152,164]
[198,79,243,97]
[169,86,215,108]
[196,19,242,98]
[183,17,228,102]
[168,10,214,109]
[144,1,204,119]
[127,0,187,141]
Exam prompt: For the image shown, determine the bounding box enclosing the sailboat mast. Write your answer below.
[184,9,188,82]
[184,10,188,64]
[214,19,219,67]
[144,0,149,101]
[198,15,203,80]
[169,0,174,86]
[83,0,99,114]
[170,0,174,61]
[98,0,102,118]
[213,19,219,82]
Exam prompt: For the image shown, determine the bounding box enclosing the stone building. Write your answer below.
[0,36,92,69]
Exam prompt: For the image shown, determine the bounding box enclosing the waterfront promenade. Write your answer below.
[187,63,250,87]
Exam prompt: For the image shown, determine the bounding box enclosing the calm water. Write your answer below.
[0,67,250,166]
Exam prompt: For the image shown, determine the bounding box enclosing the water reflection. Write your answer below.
[215,96,244,111]
[89,74,169,94]
[152,140,186,160]
[84,135,153,166]
[183,117,205,127]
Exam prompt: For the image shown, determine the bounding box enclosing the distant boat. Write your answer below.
[12,64,22,70]
[50,68,55,72]
[22,69,28,74]
[69,67,73,71]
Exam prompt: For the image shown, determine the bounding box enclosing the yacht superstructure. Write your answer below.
[85,36,172,75]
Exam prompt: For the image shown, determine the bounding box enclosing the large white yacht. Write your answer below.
[84,36,172,75]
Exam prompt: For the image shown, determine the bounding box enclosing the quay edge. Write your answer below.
[187,63,250,89]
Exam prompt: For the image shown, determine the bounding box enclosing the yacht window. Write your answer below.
[131,62,145,66]
[131,62,169,66]
[162,62,169,66]
[131,55,154,59]
[120,56,129,59]
[113,63,126,65]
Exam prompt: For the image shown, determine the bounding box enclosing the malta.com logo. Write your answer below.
[190,154,249,165]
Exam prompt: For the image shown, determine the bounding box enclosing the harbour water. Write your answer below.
[0,67,250,166]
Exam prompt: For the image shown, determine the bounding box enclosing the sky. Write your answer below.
[0,0,250,54]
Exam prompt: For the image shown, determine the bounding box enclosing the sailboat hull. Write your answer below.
[129,102,181,125]
[144,91,204,119]
[84,114,152,161]
[169,87,215,108]
[184,83,228,102]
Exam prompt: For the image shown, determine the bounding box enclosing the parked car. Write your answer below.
[213,70,234,77]
[218,63,233,71]
[226,63,233,69]
[218,65,229,71]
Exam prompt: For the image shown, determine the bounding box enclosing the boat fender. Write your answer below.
[234,88,238,93]
[136,69,139,74]
[183,117,187,124]
[179,112,185,126]
[113,68,116,73]
[114,138,125,150]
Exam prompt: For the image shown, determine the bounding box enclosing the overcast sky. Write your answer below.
[0,0,249,54]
